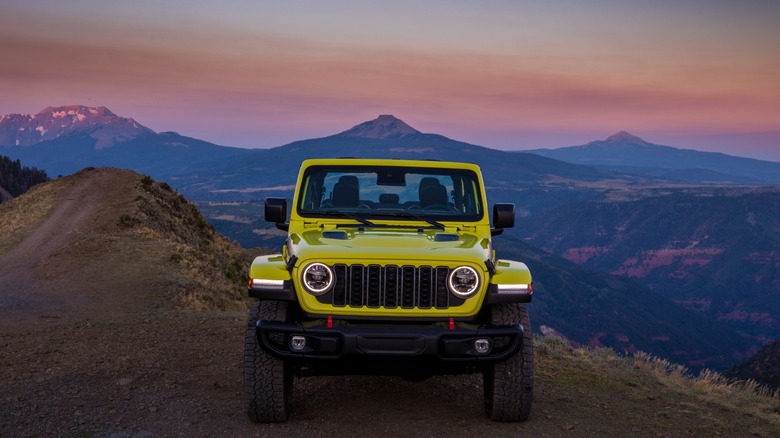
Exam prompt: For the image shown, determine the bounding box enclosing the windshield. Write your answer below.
[297,165,484,222]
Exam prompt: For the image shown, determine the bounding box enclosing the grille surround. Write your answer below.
[317,264,464,309]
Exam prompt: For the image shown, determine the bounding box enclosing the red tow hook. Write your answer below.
[327,315,333,329]
[449,318,455,331]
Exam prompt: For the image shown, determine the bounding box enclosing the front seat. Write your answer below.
[331,175,360,207]
[419,180,448,208]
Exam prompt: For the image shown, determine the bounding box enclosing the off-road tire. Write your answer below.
[483,303,534,422]
[244,300,293,422]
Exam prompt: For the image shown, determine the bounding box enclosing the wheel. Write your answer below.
[483,303,534,422]
[244,301,293,422]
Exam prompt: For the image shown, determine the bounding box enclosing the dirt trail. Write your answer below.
[1,171,107,320]
[0,169,177,331]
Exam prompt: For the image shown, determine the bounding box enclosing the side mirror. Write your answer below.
[491,203,515,236]
[265,198,289,231]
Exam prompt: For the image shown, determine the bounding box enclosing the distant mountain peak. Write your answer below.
[606,131,647,144]
[0,105,154,148]
[39,105,117,118]
[338,115,421,139]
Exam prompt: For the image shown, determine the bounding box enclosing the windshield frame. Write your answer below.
[295,164,485,223]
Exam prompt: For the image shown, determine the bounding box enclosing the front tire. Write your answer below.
[244,301,293,422]
[483,303,534,422]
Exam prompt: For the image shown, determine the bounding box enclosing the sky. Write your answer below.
[1,0,779,160]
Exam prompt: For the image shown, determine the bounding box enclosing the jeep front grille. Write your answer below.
[321,264,463,309]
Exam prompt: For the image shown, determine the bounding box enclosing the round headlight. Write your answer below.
[301,263,334,295]
[448,266,480,298]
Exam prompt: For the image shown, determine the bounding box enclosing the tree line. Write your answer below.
[0,155,49,203]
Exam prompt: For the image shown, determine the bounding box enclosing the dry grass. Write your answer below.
[116,175,255,311]
[536,335,780,435]
[0,178,59,255]
[632,351,779,416]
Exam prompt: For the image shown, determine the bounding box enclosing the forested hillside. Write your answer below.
[0,156,49,203]
[727,339,780,389]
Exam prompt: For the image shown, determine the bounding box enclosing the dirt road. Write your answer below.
[1,310,546,437]
[4,307,780,437]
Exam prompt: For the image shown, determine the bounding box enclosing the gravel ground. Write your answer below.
[3,307,779,438]
[0,310,554,437]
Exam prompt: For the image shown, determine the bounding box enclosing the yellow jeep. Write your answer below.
[244,158,533,422]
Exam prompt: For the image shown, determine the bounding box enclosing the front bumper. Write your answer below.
[256,319,524,363]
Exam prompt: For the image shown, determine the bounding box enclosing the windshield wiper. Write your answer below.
[320,210,375,227]
[310,210,444,230]
[370,212,445,230]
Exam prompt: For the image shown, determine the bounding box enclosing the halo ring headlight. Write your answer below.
[447,266,480,298]
[301,262,334,295]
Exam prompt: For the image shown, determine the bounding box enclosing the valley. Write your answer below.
[520,189,780,343]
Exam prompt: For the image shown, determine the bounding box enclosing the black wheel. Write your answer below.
[244,301,293,422]
[483,303,534,422]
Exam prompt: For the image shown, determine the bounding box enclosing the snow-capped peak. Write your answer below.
[0,105,154,148]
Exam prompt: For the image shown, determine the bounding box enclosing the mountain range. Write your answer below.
[2,105,779,372]
[527,131,780,184]
[4,107,779,194]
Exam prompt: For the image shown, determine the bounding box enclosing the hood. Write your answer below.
[290,228,491,267]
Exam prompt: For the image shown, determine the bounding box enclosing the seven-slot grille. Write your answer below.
[326,264,462,309]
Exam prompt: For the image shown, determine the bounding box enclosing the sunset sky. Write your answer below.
[1,1,778,160]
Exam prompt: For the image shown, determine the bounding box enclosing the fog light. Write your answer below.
[474,338,491,354]
[289,335,307,351]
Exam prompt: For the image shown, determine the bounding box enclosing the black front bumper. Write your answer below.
[256,319,524,364]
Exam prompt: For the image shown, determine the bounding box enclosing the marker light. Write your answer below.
[249,278,285,290]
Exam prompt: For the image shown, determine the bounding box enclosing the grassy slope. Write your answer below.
[534,336,779,436]
[0,167,253,314]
